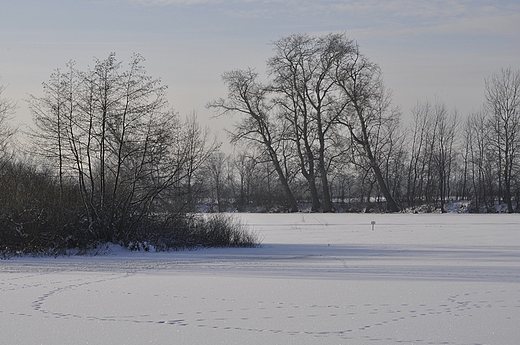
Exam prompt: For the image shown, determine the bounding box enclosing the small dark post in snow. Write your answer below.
[371,220,376,231]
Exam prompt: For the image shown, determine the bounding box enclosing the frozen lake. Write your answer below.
[1,213,520,344]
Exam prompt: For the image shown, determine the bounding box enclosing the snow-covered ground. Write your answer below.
[1,213,520,345]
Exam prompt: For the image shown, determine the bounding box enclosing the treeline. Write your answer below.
[0,54,257,257]
[206,33,520,213]
[0,33,519,257]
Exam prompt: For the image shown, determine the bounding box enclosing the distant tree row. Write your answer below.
[208,33,520,213]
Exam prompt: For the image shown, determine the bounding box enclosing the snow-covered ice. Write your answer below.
[1,213,520,344]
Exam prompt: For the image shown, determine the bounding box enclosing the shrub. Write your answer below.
[137,213,260,251]
[0,158,261,258]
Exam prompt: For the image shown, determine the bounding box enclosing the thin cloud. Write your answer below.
[134,0,220,5]
[133,0,520,23]
[316,0,520,39]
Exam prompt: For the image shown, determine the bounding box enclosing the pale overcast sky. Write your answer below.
[1,0,520,141]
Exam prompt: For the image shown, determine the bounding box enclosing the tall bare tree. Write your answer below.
[28,63,78,201]
[485,67,520,213]
[462,109,495,211]
[268,34,347,212]
[0,81,17,221]
[0,81,17,157]
[430,103,458,212]
[208,69,299,212]
[212,33,403,212]
[30,53,197,241]
[405,100,458,211]
[178,113,220,211]
[205,152,228,212]
[333,42,400,212]
[370,90,405,205]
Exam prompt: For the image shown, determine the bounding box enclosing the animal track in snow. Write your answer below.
[17,272,519,344]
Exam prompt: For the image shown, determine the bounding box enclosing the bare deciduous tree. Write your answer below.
[178,113,220,212]
[0,81,17,157]
[211,34,404,213]
[405,100,458,211]
[268,34,347,212]
[485,67,520,213]
[30,53,206,241]
[462,109,495,211]
[428,103,458,212]
[205,151,228,212]
[333,43,400,212]
[208,69,299,212]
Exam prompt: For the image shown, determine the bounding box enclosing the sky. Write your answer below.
[1,0,520,146]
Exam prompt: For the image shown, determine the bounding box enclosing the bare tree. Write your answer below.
[0,81,17,222]
[268,34,347,212]
[205,152,228,212]
[462,109,496,211]
[405,100,458,211]
[0,81,17,157]
[333,44,400,212]
[208,69,299,212]
[30,53,193,241]
[485,67,520,213]
[431,103,458,212]
[178,113,220,212]
[211,34,405,213]
[406,102,429,206]
[28,63,78,201]
[232,150,253,209]
[371,93,406,205]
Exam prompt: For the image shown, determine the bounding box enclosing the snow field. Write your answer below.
[1,213,520,344]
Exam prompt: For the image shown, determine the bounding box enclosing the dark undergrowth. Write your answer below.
[0,160,260,259]
[1,212,260,259]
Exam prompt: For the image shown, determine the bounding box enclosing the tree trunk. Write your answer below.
[358,109,400,213]
[317,120,334,212]
[308,174,321,212]
[267,147,299,212]
[369,155,400,212]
